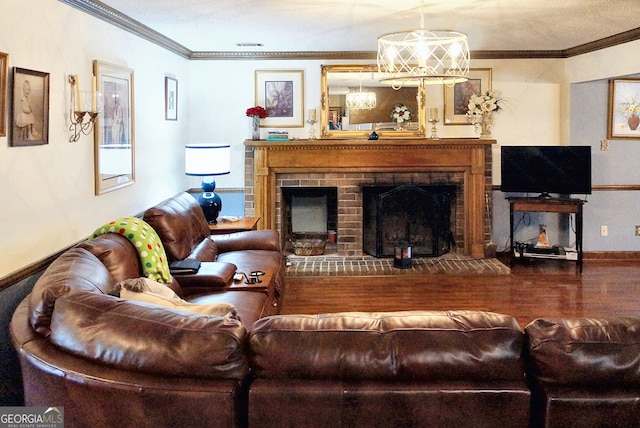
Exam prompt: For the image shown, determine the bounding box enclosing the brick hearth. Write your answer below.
[285,254,510,277]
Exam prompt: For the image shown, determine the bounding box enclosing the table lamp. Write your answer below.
[185,144,231,224]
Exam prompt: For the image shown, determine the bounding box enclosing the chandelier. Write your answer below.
[345,73,377,110]
[377,0,470,88]
[346,91,377,110]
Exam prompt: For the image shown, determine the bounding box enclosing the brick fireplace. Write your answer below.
[244,138,495,258]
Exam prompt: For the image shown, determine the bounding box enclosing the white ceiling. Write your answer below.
[96,0,640,53]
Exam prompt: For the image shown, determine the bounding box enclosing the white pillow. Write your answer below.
[116,278,238,318]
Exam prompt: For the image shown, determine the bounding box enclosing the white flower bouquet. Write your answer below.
[390,104,411,124]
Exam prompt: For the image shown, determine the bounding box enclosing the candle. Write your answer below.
[309,108,317,121]
[75,74,81,111]
[91,76,97,112]
[430,108,438,121]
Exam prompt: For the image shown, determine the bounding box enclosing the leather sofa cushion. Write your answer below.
[526,317,640,386]
[143,192,216,262]
[79,233,183,296]
[213,230,281,253]
[49,291,249,379]
[78,233,142,282]
[29,247,114,336]
[249,310,524,381]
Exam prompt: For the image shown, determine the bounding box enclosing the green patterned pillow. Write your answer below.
[91,217,171,283]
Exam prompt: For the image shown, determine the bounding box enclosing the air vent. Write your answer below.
[236,42,264,47]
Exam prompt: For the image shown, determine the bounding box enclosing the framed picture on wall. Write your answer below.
[10,67,49,146]
[608,78,640,139]
[93,60,135,195]
[255,69,304,128]
[443,68,492,125]
[165,76,177,120]
[0,52,7,137]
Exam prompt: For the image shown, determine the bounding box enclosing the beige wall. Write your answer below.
[0,0,190,277]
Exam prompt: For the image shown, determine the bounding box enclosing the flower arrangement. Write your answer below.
[466,89,502,139]
[390,104,411,124]
[618,98,640,119]
[466,90,502,117]
[246,105,267,118]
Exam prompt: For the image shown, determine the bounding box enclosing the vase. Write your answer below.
[251,115,260,140]
[476,111,493,139]
[628,114,640,131]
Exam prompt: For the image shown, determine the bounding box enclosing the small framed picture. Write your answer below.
[165,76,177,120]
[444,68,492,125]
[608,78,640,139]
[255,69,304,128]
[93,60,135,195]
[10,67,49,146]
[0,52,7,137]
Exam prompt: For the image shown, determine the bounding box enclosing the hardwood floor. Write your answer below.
[280,257,640,328]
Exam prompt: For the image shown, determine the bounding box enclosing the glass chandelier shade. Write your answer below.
[345,91,377,110]
[377,29,470,88]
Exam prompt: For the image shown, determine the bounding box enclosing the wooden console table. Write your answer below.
[508,197,585,272]
[209,217,259,235]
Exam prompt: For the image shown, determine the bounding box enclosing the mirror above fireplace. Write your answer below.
[321,64,426,139]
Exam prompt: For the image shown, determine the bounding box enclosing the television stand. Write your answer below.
[508,197,585,272]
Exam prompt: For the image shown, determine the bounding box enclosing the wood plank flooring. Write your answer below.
[280,258,640,328]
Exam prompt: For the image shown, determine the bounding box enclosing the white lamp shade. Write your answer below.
[185,144,231,176]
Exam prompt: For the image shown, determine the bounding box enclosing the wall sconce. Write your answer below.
[185,144,231,224]
[68,74,103,142]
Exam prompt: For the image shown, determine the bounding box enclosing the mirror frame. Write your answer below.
[321,64,426,139]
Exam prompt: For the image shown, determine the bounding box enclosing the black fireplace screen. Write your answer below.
[363,185,455,257]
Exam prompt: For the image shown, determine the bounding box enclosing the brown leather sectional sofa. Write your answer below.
[10,192,640,427]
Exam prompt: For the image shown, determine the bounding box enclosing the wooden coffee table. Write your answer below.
[209,217,259,235]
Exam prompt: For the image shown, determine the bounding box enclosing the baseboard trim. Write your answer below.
[583,251,640,261]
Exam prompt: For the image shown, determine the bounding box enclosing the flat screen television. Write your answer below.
[501,145,592,196]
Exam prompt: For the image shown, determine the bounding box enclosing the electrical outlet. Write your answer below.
[600,225,608,236]
[636,225,640,236]
[600,140,609,151]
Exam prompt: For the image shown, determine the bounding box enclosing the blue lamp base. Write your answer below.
[198,177,222,224]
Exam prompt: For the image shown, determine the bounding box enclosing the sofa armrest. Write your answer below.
[173,262,237,291]
[212,230,281,253]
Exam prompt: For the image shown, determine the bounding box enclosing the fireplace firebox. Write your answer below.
[363,185,455,257]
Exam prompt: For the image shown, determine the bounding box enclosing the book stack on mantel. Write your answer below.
[266,131,289,141]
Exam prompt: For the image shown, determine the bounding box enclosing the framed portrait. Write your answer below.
[255,69,304,127]
[10,67,49,146]
[608,78,640,139]
[0,52,7,137]
[444,68,492,125]
[165,76,177,120]
[93,60,135,195]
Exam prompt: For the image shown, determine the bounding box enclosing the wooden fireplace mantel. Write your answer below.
[244,138,496,258]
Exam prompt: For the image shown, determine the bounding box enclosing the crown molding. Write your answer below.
[189,51,377,61]
[61,0,640,61]
[59,0,192,58]
[564,27,640,57]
